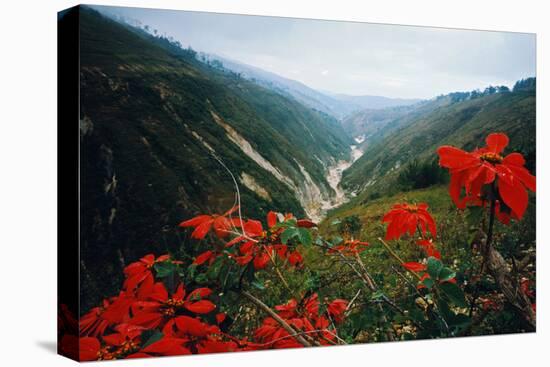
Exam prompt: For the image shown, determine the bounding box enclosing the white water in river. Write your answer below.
[318,144,364,215]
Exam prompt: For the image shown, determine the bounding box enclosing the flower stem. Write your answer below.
[242,291,312,347]
[378,237,422,280]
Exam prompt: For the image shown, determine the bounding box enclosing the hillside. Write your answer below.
[78,7,352,308]
[341,103,423,143]
[340,87,536,198]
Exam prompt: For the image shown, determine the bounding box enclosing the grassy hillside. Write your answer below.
[341,89,536,198]
[341,103,422,141]
[78,7,351,309]
[316,184,535,316]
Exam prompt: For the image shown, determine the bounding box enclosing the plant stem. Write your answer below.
[378,238,422,280]
[242,291,312,347]
[261,243,294,295]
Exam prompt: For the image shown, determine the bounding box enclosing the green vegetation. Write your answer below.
[341,86,536,198]
[78,7,350,310]
[396,159,448,191]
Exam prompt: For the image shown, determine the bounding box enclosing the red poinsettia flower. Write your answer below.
[76,324,145,361]
[80,291,136,337]
[80,299,113,337]
[230,241,274,270]
[226,214,297,270]
[130,283,215,329]
[254,293,345,349]
[327,299,348,323]
[78,336,101,361]
[437,133,535,219]
[416,239,441,259]
[287,250,303,266]
[159,316,238,354]
[100,324,143,358]
[328,239,369,257]
[225,210,281,247]
[179,205,240,239]
[382,203,437,240]
[124,254,170,294]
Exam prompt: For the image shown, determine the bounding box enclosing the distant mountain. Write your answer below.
[79,7,352,308]
[208,55,421,119]
[340,82,536,197]
[341,103,423,143]
[330,93,422,112]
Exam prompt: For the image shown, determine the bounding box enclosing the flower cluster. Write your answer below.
[183,210,309,270]
[60,254,237,361]
[381,202,452,288]
[254,294,348,349]
[58,208,350,361]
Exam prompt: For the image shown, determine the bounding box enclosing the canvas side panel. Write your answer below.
[57,5,81,362]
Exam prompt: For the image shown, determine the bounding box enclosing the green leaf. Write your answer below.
[332,236,344,246]
[281,227,299,244]
[438,267,456,282]
[207,256,224,280]
[315,237,326,247]
[251,279,265,290]
[141,330,163,348]
[331,219,342,226]
[154,261,177,278]
[427,257,443,280]
[297,228,313,246]
[195,273,208,284]
[370,290,385,300]
[422,277,435,289]
[440,282,467,308]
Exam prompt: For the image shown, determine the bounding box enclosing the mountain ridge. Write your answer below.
[202,54,422,119]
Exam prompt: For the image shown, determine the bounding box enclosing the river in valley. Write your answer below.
[318,143,364,217]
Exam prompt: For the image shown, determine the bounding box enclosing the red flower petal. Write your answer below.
[498,173,528,218]
[243,219,263,237]
[141,337,192,356]
[175,316,216,337]
[402,262,427,272]
[191,221,213,239]
[179,215,212,228]
[187,287,213,301]
[267,211,278,228]
[297,219,317,228]
[253,252,271,270]
[185,300,216,314]
[437,146,479,169]
[79,337,100,361]
[213,217,232,238]
[486,133,509,154]
[194,250,214,265]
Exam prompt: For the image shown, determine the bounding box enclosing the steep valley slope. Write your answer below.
[78,7,352,309]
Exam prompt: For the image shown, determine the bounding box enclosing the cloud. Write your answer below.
[96,6,536,99]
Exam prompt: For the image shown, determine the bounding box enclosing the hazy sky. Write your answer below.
[95,6,536,99]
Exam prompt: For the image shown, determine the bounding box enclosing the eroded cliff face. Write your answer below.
[210,110,362,222]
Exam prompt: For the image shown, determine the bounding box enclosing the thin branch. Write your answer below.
[242,291,312,347]
[378,237,422,280]
[260,243,294,295]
